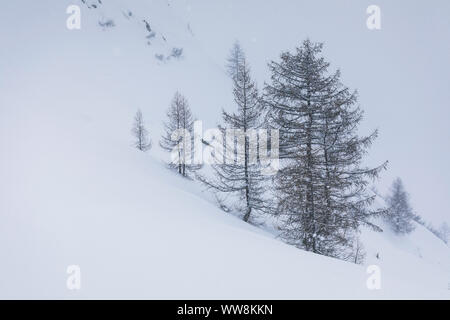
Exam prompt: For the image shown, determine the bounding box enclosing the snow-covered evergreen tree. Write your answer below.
[200,43,268,222]
[385,178,415,234]
[160,92,198,177]
[132,109,152,151]
[263,39,387,260]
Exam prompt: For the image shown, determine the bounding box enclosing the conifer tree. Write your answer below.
[385,178,415,234]
[200,43,268,222]
[160,92,198,177]
[132,109,152,151]
[264,39,387,259]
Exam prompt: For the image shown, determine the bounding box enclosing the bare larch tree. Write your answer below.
[385,178,415,234]
[200,42,268,223]
[160,92,198,177]
[132,109,152,151]
[263,39,387,260]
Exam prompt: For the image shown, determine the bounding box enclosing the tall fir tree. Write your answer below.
[385,178,415,234]
[200,43,268,222]
[263,39,387,260]
[160,92,198,177]
[132,109,152,151]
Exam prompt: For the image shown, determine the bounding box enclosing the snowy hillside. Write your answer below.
[1,0,449,299]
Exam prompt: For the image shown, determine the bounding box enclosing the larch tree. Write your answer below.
[160,92,198,177]
[132,109,152,151]
[385,178,415,234]
[263,39,387,260]
[226,41,245,81]
[200,43,268,223]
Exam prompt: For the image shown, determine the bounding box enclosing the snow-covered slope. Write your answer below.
[0,0,449,299]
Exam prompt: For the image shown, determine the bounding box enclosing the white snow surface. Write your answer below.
[0,0,449,299]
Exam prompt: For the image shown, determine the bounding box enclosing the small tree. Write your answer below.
[132,109,152,151]
[353,237,366,264]
[199,42,268,223]
[160,92,198,177]
[385,178,415,234]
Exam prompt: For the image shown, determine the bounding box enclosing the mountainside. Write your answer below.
[0,0,449,299]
